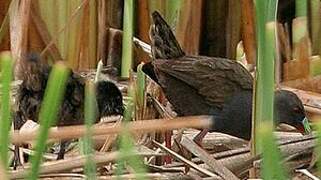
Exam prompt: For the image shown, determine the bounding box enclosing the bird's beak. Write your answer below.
[296,117,311,134]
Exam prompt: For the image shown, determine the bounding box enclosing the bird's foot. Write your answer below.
[193,129,209,149]
[12,146,22,170]
[56,141,67,160]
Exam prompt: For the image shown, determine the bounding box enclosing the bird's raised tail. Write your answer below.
[150,11,185,59]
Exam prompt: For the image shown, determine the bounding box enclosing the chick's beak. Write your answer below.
[296,117,311,134]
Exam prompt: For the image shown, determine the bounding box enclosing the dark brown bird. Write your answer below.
[143,11,310,144]
[13,53,124,167]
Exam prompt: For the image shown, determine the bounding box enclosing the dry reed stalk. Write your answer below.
[10,116,212,145]
[40,0,89,59]
[38,173,85,179]
[283,17,311,81]
[277,23,292,62]
[136,0,151,63]
[99,119,122,152]
[225,0,241,59]
[9,0,31,63]
[282,74,321,93]
[180,136,239,180]
[184,135,315,178]
[304,106,321,115]
[30,1,63,62]
[0,0,10,50]
[175,0,203,55]
[78,0,97,70]
[10,151,159,179]
[78,2,91,70]
[98,173,164,180]
[97,0,107,63]
[240,0,256,64]
[275,23,292,85]
[152,140,220,178]
[280,86,321,104]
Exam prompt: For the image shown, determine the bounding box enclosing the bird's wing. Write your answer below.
[153,56,253,107]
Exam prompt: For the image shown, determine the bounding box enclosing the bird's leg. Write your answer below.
[57,141,68,160]
[12,112,25,170]
[172,129,193,173]
[12,145,22,170]
[193,129,209,148]
[164,130,172,164]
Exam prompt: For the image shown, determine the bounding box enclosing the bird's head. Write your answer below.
[96,81,124,118]
[275,90,311,134]
[18,53,50,91]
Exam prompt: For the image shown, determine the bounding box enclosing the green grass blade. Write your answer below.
[117,130,147,180]
[148,0,165,17]
[254,0,288,179]
[28,62,69,180]
[121,0,134,78]
[165,0,181,27]
[259,122,288,179]
[310,0,321,55]
[136,63,145,110]
[0,52,13,168]
[292,0,308,60]
[123,83,135,123]
[316,121,321,174]
[253,0,268,153]
[295,0,307,17]
[83,81,97,179]
[116,83,146,179]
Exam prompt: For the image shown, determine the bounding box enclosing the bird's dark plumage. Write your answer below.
[213,90,307,140]
[96,81,124,118]
[143,11,309,141]
[15,53,124,128]
[153,56,253,112]
[149,11,253,114]
[13,53,123,166]
[150,11,185,59]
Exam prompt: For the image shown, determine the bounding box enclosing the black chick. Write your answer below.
[13,53,123,167]
[143,11,310,143]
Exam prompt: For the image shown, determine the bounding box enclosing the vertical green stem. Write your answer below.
[316,121,321,174]
[292,0,308,60]
[254,0,288,179]
[136,63,145,112]
[148,0,165,17]
[28,63,69,180]
[295,0,307,17]
[121,0,134,78]
[165,0,181,28]
[83,81,97,179]
[0,52,13,169]
[253,0,267,153]
[310,0,321,55]
[116,83,146,179]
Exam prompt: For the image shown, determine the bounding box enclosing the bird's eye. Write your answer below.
[293,107,300,112]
